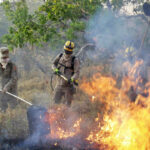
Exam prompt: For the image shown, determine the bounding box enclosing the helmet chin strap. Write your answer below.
[64,50,72,54]
[64,53,71,58]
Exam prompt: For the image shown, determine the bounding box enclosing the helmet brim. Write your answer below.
[64,50,73,54]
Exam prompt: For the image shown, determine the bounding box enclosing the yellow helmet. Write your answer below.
[64,41,75,52]
[125,47,136,57]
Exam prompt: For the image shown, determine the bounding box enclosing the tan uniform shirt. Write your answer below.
[0,61,18,93]
[52,53,80,87]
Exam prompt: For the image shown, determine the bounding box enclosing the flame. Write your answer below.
[44,58,150,150]
[46,106,82,139]
[91,96,96,102]
[80,59,150,150]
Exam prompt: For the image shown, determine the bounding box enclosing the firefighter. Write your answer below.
[124,47,137,63]
[123,47,148,102]
[52,41,80,106]
[0,47,18,112]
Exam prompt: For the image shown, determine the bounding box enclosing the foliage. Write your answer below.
[1,0,105,49]
[1,1,54,50]
[0,6,9,44]
[0,0,149,50]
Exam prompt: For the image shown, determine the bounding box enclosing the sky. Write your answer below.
[0,0,147,15]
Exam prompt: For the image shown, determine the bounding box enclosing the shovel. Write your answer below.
[0,90,32,106]
[57,73,78,86]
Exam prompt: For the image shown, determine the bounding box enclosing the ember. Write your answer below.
[46,106,82,139]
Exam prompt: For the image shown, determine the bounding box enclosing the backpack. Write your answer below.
[57,53,76,75]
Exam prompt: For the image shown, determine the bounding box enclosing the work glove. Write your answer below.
[54,68,61,75]
[68,78,73,84]
[68,78,78,86]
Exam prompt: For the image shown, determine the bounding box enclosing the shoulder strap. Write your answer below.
[71,56,76,71]
[57,54,75,74]
[59,53,63,59]
[56,53,63,67]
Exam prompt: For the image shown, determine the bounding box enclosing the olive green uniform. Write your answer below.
[52,53,80,106]
[0,61,18,111]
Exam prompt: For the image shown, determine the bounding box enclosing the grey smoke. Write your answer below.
[85,9,146,52]
[84,9,148,76]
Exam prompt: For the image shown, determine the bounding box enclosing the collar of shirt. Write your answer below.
[63,53,72,61]
[1,58,10,69]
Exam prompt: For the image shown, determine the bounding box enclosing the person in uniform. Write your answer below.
[52,41,80,106]
[0,47,18,112]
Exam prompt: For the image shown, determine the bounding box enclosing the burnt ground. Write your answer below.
[0,138,63,150]
[0,137,97,150]
[0,138,70,150]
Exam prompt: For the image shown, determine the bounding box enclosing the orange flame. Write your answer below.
[46,106,82,139]
[45,58,150,150]
[80,59,150,150]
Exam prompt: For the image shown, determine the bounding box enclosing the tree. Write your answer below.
[0,0,149,51]
[1,0,106,50]
[0,5,9,44]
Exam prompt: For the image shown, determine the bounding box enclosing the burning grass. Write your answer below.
[79,60,150,150]
[43,59,150,149]
[1,59,150,150]
[81,74,150,149]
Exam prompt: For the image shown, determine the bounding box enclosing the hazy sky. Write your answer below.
[0,0,145,15]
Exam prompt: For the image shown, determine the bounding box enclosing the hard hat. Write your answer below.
[64,41,75,54]
[125,47,136,57]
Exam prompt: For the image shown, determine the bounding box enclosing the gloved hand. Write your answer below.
[68,78,78,86]
[2,87,7,93]
[54,68,61,75]
[73,79,79,86]
[68,78,74,84]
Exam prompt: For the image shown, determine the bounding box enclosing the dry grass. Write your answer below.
[0,70,53,138]
[0,106,28,139]
[0,65,104,139]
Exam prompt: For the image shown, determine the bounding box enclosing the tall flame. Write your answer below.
[80,59,150,150]
[45,59,150,150]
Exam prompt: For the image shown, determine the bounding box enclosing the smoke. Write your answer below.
[85,9,146,52]
[9,105,88,150]
[1,7,150,150]
[84,9,148,77]
[32,93,52,108]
